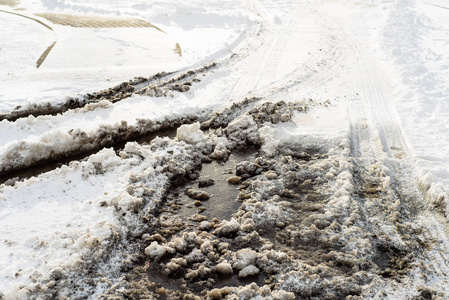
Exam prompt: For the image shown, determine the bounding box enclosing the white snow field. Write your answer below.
[2,0,449,299]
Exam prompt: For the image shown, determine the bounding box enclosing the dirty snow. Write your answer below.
[2,0,449,298]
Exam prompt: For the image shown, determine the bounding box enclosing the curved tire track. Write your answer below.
[221,1,350,107]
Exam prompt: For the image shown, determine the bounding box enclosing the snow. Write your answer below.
[144,242,167,260]
[0,0,255,113]
[216,261,233,275]
[0,137,200,298]
[176,122,205,145]
[233,249,258,270]
[380,0,449,213]
[238,265,259,278]
[3,0,449,298]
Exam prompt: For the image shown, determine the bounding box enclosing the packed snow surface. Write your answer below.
[2,0,449,299]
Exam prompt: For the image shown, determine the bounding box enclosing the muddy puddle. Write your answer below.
[214,270,268,290]
[16,97,438,299]
[169,148,258,221]
[146,261,268,296]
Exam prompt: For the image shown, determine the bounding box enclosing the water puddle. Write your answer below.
[215,272,268,289]
[0,150,95,186]
[169,148,258,222]
[146,259,267,296]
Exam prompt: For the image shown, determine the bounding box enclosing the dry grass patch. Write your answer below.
[0,0,19,7]
[35,13,164,31]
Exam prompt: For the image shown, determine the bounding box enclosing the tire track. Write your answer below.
[228,2,311,100]
[0,125,179,185]
[0,62,218,122]
[225,1,349,106]
[348,7,411,158]
[345,3,449,296]
[0,113,201,177]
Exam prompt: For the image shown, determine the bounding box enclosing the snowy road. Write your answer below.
[2,0,449,299]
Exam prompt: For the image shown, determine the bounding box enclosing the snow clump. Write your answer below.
[177,122,206,146]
